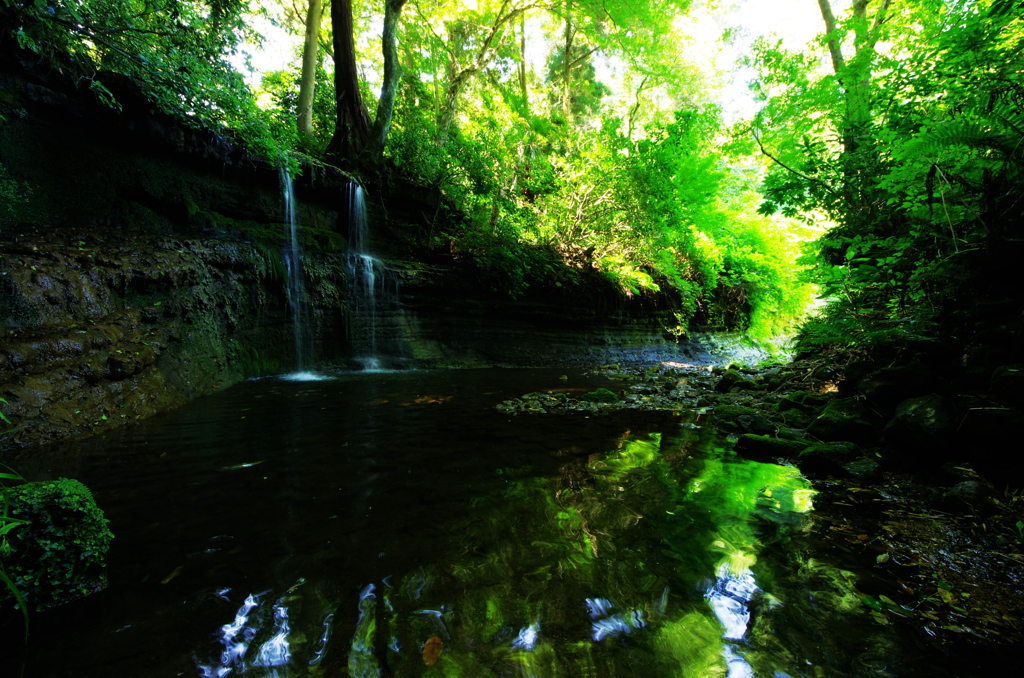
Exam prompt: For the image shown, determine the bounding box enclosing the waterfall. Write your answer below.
[346,183,399,371]
[281,170,313,374]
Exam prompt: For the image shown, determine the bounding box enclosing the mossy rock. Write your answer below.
[714,369,758,393]
[857,362,942,410]
[776,391,827,415]
[2,478,113,611]
[581,388,619,403]
[882,394,955,452]
[735,434,811,462]
[798,441,863,475]
[843,457,882,481]
[990,364,1024,406]
[712,405,774,435]
[807,399,878,444]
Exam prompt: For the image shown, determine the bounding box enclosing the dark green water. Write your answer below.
[2,369,979,677]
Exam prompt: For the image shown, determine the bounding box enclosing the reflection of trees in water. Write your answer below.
[331,428,889,678]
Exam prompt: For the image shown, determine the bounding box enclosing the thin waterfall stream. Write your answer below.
[281,170,314,377]
[346,183,400,371]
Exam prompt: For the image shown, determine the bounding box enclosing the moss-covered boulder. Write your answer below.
[712,404,774,435]
[807,399,878,444]
[735,434,811,462]
[882,394,955,452]
[714,369,758,393]
[2,478,113,610]
[776,391,828,415]
[857,362,942,410]
[581,388,619,404]
[990,364,1024,406]
[798,441,862,475]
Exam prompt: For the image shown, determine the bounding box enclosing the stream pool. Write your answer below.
[3,368,992,677]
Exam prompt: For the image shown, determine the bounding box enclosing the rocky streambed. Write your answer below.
[497,358,1024,651]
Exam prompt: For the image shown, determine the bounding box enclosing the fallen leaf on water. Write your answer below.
[160,565,183,584]
[423,635,443,666]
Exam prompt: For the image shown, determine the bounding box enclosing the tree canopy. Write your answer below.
[5,0,1017,351]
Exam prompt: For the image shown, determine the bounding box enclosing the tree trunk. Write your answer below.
[519,15,529,113]
[327,0,371,163]
[436,1,534,145]
[297,0,323,144]
[365,0,408,160]
[816,0,846,75]
[562,1,573,121]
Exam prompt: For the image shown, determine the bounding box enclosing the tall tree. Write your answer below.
[365,0,409,159]
[297,0,325,145]
[327,0,372,161]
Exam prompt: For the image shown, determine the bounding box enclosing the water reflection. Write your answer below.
[197,590,292,677]
[9,370,917,677]
[185,425,856,677]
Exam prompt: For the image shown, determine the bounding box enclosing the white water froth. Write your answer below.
[280,371,333,382]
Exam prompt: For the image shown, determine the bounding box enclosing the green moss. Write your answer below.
[235,342,283,378]
[581,388,619,403]
[2,478,113,610]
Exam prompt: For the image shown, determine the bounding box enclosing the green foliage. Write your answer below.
[0,160,31,227]
[0,462,30,640]
[2,478,114,611]
[0,0,815,341]
[750,0,1024,354]
[258,64,337,155]
[0,1,290,163]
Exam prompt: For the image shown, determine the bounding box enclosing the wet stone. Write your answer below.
[734,434,810,462]
[807,399,878,445]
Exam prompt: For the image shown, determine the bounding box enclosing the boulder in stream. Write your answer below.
[581,388,620,404]
[798,441,862,475]
[714,369,758,393]
[882,394,955,452]
[807,399,878,444]
[712,404,775,435]
[1,478,113,611]
[735,434,811,462]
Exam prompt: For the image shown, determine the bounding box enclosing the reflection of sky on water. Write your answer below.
[707,562,759,641]
[196,591,293,678]
[348,584,381,678]
[513,623,540,650]
[707,562,759,676]
[592,608,647,641]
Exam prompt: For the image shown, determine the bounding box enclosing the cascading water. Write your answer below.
[346,183,399,370]
[281,170,314,376]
